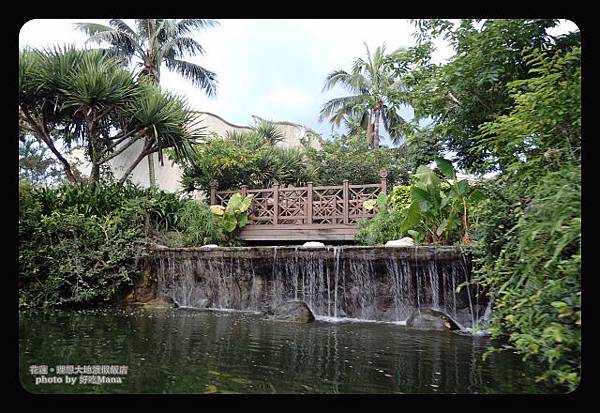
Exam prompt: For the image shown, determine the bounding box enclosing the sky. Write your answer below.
[19,19,579,147]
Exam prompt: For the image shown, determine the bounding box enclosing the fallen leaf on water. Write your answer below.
[205,384,218,394]
[384,373,393,378]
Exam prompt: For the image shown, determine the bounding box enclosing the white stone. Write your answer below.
[200,244,219,249]
[385,237,415,247]
[301,241,325,248]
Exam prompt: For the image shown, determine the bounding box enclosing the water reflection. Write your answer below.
[19,307,558,394]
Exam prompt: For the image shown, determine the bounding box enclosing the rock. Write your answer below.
[133,269,157,303]
[200,244,219,249]
[144,295,178,308]
[302,241,325,248]
[385,237,415,247]
[406,308,449,331]
[271,301,315,323]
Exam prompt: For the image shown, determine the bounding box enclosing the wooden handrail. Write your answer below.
[212,172,387,226]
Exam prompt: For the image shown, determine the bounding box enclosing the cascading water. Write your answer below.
[151,246,487,331]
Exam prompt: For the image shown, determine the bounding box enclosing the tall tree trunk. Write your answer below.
[147,150,157,188]
[373,108,381,149]
[367,122,374,147]
[87,116,100,187]
[144,52,160,189]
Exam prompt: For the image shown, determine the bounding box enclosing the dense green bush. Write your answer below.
[178,127,416,193]
[355,189,409,246]
[179,122,318,192]
[303,134,414,186]
[388,185,411,212]
[473,166,580,389]
[18,180,234,308]
[470,47,581,390]
[19,185,148,308]
[177,201,230,246]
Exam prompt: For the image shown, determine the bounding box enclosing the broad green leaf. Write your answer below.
[401,202,422,232]
[413,165,441,187]
[435,157,456,179]
[223,214,237,232]
[411,186,433,212]
[436,218,448,236]
[468,189,485,203]
[456,179,469,195]
[226,193,242,214]
[239,194,254,212]
[237,213,249,228]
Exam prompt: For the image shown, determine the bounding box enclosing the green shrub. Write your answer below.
[19,205,148,308]
[178,200,230,246]
[474,165,580,390]
[389,185,411,212]
[18,180,235,308]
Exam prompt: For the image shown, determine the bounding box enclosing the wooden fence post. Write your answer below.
[380,171,388,194]
[272,184,279,225]
[241,185,248,198]
[210,179,218,205]
[342,179,349,224]
[306,182,313,224]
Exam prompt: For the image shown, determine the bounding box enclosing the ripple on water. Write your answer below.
[19,308,561,394]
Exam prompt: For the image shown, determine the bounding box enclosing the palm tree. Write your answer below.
[319,43,406,149]
[19,46,201,187]
[75,19,218,187]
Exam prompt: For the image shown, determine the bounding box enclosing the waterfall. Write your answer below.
[150,246,486,330]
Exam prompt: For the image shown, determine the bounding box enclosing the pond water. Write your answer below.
[19,307,560,394]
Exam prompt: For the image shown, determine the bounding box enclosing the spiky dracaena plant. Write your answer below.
[75,19,218,187]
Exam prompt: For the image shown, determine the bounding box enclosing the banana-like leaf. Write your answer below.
[435,157,456,179]
[455,179,469,195]
[226,193,242,214]
[239,194,254,212]
[401,202,422,232]
[223,214,237,232]
[436,218,448,236]
[468,189,486,203]
[237,213,249,228]
[413,165,441,187]
[411,186,433,212]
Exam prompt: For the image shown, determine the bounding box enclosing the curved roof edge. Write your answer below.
[190,111,319,136]
[191,111,254,131]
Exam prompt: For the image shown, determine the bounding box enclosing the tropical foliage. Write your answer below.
[470,45,581,390]
[179,122,318,192]
[210,192,254,233]
[18,46,202,186]
[403,19,579,173]
[320,43,409,148]
[18,179,237,308]
[356,158,483,246]
[399,158,484,245]
[302,133,414,186]
[75,19,218,186]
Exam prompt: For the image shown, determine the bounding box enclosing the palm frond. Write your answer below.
[166,59,217,97]
[319,95,366,123]
[176,19,219,36]
[74,22,139,62]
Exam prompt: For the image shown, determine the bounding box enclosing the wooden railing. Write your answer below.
[210,171,388,227]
